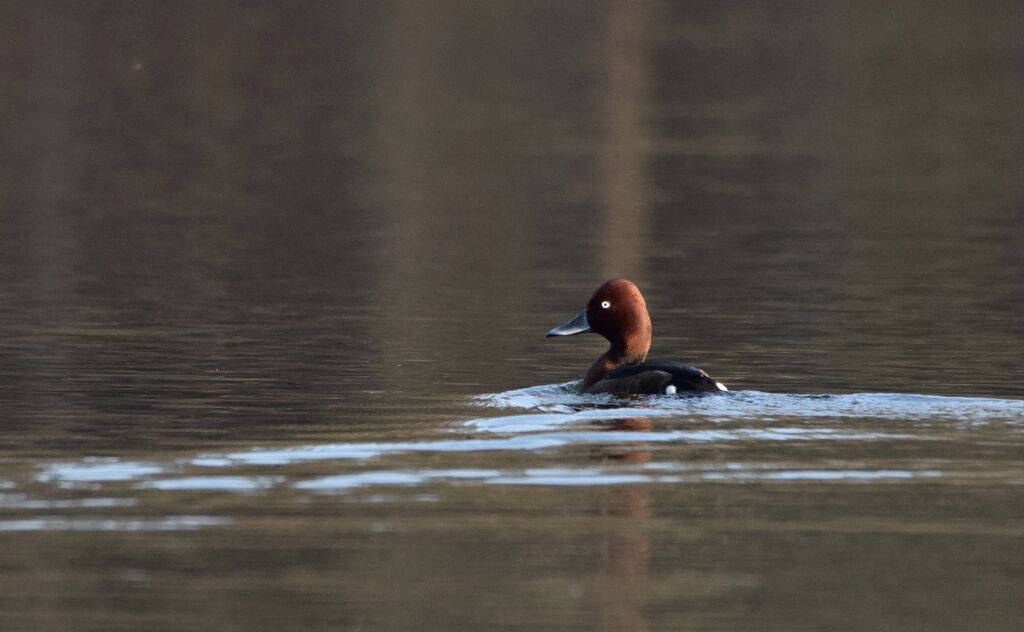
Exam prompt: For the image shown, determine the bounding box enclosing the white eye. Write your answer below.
[600,300,611,309]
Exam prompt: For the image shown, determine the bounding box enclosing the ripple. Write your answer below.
[292,464,953,490]
[475,385,1024,424]
[206,436,570,467]
[485,468,657,486]
[37,459,167,485]
[0,494,137,509]
[21,388,1020,506]
[0,515,231,532]
[138,476,283,492]
[192,426,908,470]
[697,469,944,482]
[295,469,501,491]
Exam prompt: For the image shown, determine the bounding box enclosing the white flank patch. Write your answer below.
[665,385,677,395]
[716,382,728,392]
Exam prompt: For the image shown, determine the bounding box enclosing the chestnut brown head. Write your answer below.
[546,279,653,358]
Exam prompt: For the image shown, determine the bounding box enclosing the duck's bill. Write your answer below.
[546,310,591,337]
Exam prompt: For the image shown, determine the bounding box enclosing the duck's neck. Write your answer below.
[581,339,649,390]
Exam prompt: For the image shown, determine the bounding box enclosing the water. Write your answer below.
[2,1,1023,630]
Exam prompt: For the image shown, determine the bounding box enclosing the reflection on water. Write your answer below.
[1,0,1023,630]
[475,383,1024,422]
[5,386,1023,629]
[25,387,1024,498]
[0,516,232,532]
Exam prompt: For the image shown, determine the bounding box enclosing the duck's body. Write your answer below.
[589,361,723,396]
[547,279,726,396]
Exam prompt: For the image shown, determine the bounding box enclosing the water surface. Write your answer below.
[1,1,1023,630]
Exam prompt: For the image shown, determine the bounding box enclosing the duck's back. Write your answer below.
[586,361,724,396]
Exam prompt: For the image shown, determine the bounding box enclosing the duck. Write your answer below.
[546,278,727,396]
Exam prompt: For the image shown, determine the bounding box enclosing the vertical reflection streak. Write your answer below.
[601,0,651,283]
[591,417,654,632]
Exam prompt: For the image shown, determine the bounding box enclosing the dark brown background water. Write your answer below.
[1,1,1022,630]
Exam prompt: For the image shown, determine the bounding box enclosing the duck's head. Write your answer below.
[546,279,652,358]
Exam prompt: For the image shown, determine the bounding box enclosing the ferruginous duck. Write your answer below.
[546,279,727,396]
